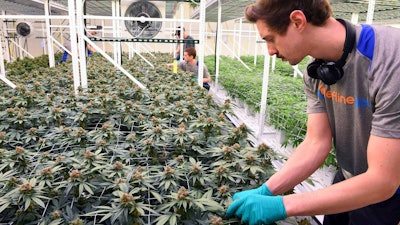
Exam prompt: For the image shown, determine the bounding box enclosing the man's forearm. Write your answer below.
[266,140,331,195]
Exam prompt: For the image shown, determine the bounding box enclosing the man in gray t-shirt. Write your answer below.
[226,1,400,225]
[178,47,211,90]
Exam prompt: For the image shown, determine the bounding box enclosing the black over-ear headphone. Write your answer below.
[307,19,356,85]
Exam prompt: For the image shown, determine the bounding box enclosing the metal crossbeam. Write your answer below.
[88,36,199,44]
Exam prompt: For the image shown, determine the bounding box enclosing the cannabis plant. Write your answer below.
[0,53,282,224]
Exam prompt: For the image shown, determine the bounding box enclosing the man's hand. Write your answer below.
[226,195,287,225]
[232,184,273,201]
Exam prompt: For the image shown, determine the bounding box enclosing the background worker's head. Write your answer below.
[245,0,332,35]
[183,47,196,62]
[175,26,186,38]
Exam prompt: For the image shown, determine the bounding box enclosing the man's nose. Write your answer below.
[267,44,278,56]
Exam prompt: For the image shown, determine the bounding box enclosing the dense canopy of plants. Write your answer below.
[205,55,307,147]
[0,54,277,225]
[205,55,336,166]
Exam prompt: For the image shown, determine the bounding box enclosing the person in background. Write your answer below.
[178,47,211,90]
[86,31,97,56]
[60,31,96,63]
[172,26,195,60]
[226,0,400,225]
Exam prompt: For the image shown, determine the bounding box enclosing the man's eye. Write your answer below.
[265,38,273,43]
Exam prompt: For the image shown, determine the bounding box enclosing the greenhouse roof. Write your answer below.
[190,0,400,24]
[0,0,399,24]
[0,0,181,17]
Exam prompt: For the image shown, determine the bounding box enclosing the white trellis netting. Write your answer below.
[210,83,335,225]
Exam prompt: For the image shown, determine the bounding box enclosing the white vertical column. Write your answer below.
[214,0,222,87]
[254,25,258,66]
[0,36,5,76]
[44,0,55,67]
[238,18,243,56]
[116,0,121,65]
[77,0,88,88]
[366,0,376,24]
[112,0,121,65]
[179,2,184,61]
[112,1,118,63]
[257,47,270,143]
[68,0,81,94]
[41,22,46,55]
[102,20,106,50]
[351,12,359,24]
[197,0,206,87]
[18,37,24,58]
[1,11,10,62]
[271,55,276,72]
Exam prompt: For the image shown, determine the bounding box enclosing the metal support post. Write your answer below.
[197,0,206,87]
[214,0,222,87]
[44,0,55,67]
[68,0,81,95]
[77,0,88,89]
[257,46,271,143]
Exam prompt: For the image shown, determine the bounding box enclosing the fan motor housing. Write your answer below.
[124,1,162,38]
[16,21,33,37]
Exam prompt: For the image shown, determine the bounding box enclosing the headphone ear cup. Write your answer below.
[317,64,344,85]
[307,59,344,85]
[317,64,343,85]
[307,59,323,80]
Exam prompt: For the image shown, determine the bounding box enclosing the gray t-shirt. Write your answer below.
[304,24,400,176]
[178,60,210,80]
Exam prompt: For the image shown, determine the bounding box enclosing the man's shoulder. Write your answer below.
[178,61,186,68]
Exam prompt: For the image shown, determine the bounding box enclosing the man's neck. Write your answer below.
[188,59,197,66]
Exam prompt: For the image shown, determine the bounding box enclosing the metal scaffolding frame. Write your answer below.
[0,0,207,93]
[193,0,389,143]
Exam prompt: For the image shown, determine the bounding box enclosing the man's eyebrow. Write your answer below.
[262,35,273,42]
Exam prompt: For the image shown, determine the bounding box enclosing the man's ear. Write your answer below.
[289,10,307,31]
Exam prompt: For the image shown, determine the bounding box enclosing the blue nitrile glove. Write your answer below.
[226,194,287,225]
[232,183,273,201]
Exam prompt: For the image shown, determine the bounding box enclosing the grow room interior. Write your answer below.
[1,0,400,224]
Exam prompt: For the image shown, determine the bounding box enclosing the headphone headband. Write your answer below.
[306,19,356,85]
[335,19,356,67]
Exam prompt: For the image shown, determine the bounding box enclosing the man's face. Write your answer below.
[183,52,193,62]
[256,20,306,65]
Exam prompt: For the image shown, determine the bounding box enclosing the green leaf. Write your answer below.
[32,197,46,208]
[48,219,64,225]
[83,183,94,195]
[170,214,177,225]
[249,166,265,175]
[165,180,171,190]
[150,190,163,203]
[0,201,10,213]
[155,215,170,225]
[193,201,205,211]
[79,183,84,196]
[99,212,114,223]
[24,198,31,211]
[189,157,196,165]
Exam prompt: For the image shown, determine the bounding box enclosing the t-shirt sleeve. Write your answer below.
[178,62,185,71]
[203,65,210,78]
[370,61,400,138]
[367,26,400,138]
[303,72,326,114]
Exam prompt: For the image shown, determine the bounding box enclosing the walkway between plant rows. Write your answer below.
[210,83,337,225]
